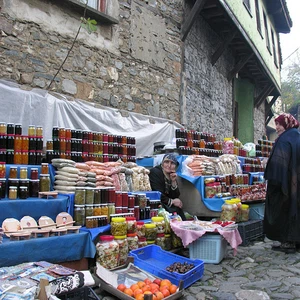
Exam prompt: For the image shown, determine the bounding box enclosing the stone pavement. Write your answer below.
[95,237,300,300]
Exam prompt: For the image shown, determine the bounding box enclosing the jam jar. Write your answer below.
[19,186,29,199]
[39,174,50,192]
[8,186,17,200]
[96,235,119,269]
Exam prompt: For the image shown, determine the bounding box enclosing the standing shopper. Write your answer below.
[149,154,186,220]
[264,113,300,253]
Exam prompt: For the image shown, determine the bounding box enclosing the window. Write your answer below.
[79,0,106,13]
[263,12,271,52]
[243,0,251,13]
[271,29,278,68]
[255,0,262,34]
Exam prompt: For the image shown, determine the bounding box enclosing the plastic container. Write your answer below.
[114,235,128,266]
[188,233,228,264]
[248,202,265,220]
[111,217,127,236]
[241,204,249,222]
[125,216,137,234]
[127,233,138,251]
[144,223,157,241]
[238,219,264,246]
[96,235,119,269]
[151,216,165,233]
[220,199,238,222]
[129,244,204,288]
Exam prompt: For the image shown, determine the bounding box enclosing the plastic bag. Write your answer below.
[243,143,256,157]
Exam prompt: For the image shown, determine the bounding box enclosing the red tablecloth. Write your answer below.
[170,220,242,255]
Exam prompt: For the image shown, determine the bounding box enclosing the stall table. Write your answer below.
[0,231,96,269]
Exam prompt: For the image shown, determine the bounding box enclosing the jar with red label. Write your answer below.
[115,191,122,207]
[96,235,119,269]
[128,195,135,208]
[122,192,128,207]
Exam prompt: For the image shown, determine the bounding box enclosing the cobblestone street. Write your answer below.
[96,238,300,300]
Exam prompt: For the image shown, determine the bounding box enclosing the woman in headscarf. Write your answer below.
[149,153,186,220]
[264,113,300,253]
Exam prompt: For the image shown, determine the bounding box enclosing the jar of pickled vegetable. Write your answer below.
[136,221,145,237]
[125,216,137,234]
[85,188,94,204]
[86,216,95,228]
[75,188,85,205]
[138,236,147,248]
[111,217,127,236]
[127,233,138,251]
[220,199,238,222]
[74,205,85,226]
[145,223,157,241]
[151,216,165,233]
[41,163,49,174]
[114,235,128,266]
[96,235,119,269]
[0,162,6,178]
[241,204,249,222]
[164,234,172,251]
[156,233,166,250]
[93,204,101,216]
[39,174,50,192]
[14,135,22,151]
[171,231,183,248]
[101,203,109,217]
[22,136,29,151]
[85,204,94,217]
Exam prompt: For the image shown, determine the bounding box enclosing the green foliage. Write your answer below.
[80,17,97,34]
[281,57,300,112]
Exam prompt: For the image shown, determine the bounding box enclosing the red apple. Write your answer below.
[153,278,162,286]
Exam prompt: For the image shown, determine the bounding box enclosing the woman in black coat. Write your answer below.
[149,153,186,220]
[264,113,300,253]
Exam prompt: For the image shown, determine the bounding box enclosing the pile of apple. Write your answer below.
[117,277,178,299]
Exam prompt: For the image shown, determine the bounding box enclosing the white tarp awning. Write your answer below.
[0,80,182,157]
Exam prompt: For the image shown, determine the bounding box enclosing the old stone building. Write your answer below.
[0,0,291,147]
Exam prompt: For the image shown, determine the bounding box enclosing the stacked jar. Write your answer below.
[144,223,157,245]
[96,235,119,269]
[220,199,238,222]
[114,235,128,266]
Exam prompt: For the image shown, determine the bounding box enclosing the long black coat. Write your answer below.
[264,128,300,242]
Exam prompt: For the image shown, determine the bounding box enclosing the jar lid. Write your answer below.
[241,204,249,209]
[85,204,94,207]
[145,223,156,228]
[157,233,165,237]
[127,233,137,237]
[138,237,147,241]
[9,186,17,189]
[125,216,136,221]
[111,217,126,222]
[74,204,85,207]
[8,178,19,181]
[147,240,156,244]
[40,174,50,177]
[165,234,171,237]
[114,235,127,239]
[151,216,164,222]
[99,235,114,241]
[19,186,28,190]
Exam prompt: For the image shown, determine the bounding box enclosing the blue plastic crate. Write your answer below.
[248,202,265,220]
[128,191,161,200]
[188,234,227,264]
[129,245,204,288]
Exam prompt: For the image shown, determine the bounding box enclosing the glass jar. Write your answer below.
[151,216,165,233]
[0,178,6,198]
[86,216,95,228]
[136,221,145,237]
[220,199,238,222]
[114,235,128,266]
[125,216,137,234]
[19,167,28,179]
[19,186,29,199]
[14,135,22,151]
[14,151,22,165]
[164,234,172,251]
[96,235,119,269]
[93,204,101,216]
[94,188,101,204]
[21,150,29,165]
[171,231,183,248]
[241,204,249,222]
[39,174,50,192]
[108,203,115,221]
[0,162,6,178]
[85,204,94,218]
[36,126,43,137]
[127,233,138,251]
[101,203,109,217]
[0,122,6,134]
[28,125,36,137]
[29,179,39,197]
[145,223,157,241]
[0,135,6,150]
[46,140,53,151]
[115,191,122,207]
[30,168,39,180]
[111,217,127,236]
[19,179,29,191]
[9,186,17,199]
[138,236,147,248]
[41,163,49,174]
[138,193,147,208]
[9,166,18,179]
[74,205,85,226]
[6,123,14,135]
[22,136,29,151]
[156,233,166,250]
[74,187,85,205]
[85,188,94,204]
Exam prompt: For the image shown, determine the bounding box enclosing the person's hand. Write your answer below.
[170,172,177,182]
[172,198,183,208]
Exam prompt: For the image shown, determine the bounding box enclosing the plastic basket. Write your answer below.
[188,233,227,264]
[238,219,264,246]
[129,245,204,288]
[57,287,100,300]
[248,202,265,220]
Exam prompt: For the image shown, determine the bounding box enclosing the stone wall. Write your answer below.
[182,17,235,141]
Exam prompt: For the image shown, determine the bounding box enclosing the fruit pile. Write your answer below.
[165,262,195,273]
[117,278,178,299]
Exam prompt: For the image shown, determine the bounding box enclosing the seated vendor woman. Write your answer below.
[149,153,186,221]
